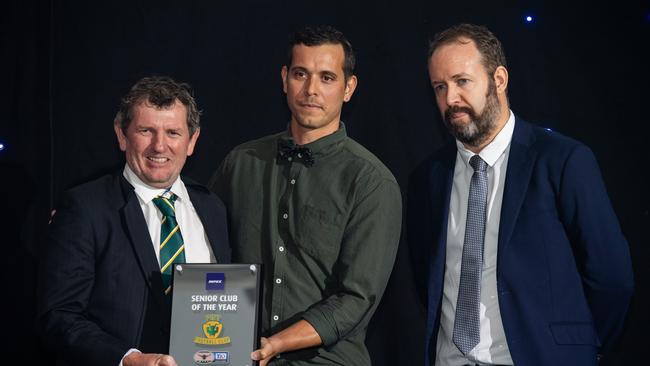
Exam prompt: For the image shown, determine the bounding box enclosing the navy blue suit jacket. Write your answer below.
[407,118,633,365]
[37,172,231,366]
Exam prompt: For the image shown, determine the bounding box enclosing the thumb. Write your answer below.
[251,337,272,360]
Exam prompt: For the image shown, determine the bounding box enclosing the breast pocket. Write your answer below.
[294,204,343,262]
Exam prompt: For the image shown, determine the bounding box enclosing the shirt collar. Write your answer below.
[122,164,189,204]
[278,122,348,159]
[456,109,516,168]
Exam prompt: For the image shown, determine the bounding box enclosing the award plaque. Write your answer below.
[169,263,262,366]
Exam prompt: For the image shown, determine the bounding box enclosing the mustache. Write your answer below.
[444,105,475,121]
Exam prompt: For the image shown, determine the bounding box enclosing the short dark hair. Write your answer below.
[287,25,356,80]
[428,23,507,77]
[115,76,201,135]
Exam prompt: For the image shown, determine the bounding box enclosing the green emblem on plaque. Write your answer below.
[194,314,231,345]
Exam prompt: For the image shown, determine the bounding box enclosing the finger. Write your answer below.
[259,337,269,348]
[156,355,178,366]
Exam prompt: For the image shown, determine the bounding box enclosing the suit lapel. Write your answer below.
[426,142,456,334]
[430,143,457,262]
[187,187,225,263]
[118,175,167,304]
[497,118,537,263]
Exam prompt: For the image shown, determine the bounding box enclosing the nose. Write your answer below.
[151,132,166,152]
[304,75,318,96]
[445,84,461,107]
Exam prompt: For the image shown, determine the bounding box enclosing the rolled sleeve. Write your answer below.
[301,179,402,345]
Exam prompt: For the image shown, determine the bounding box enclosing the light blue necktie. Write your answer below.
[453,154,488,355]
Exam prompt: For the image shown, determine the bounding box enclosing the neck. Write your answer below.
[290,119,340,145]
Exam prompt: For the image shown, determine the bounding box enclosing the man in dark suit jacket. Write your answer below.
[37,76,230,366]
[408,24,633,366]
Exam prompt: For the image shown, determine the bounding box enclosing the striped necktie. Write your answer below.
[152,192,186,295]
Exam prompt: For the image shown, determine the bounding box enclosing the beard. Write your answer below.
[443,83,502,148]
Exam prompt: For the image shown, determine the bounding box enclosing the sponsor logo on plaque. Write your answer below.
[194,314,231,346]
[213,352,229,363]
[193,350,214,364]
[193,350,230,365]
[206,273,225,291]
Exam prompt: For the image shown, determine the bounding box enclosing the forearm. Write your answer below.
[38,192,127,365]
[267,320,322,354]
[559,144,634,347]
[39,308,128,365]
[251,320,322,363]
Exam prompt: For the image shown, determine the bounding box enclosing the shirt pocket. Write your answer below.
[294,204,343,261]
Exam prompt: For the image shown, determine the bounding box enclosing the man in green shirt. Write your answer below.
[210,25,402,365]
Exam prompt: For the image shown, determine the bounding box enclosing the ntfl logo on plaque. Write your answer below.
[193,314,231,346]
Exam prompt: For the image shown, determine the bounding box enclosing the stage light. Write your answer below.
[525,15,534,23]
[545,128,553,132]
[0,143,4,151]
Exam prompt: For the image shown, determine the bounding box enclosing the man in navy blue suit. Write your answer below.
[37,76,231,366]
[408,23,633,365]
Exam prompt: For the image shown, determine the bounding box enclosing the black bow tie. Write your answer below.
[277,139,315,167]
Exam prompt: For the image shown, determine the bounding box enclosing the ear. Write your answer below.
[114,123,127,152]
[186,128,200,156]
[343,75,358,102]
[493,66,509,94]
[281,66,288,94]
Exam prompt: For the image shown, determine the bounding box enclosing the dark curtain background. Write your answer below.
[3,0,648,364]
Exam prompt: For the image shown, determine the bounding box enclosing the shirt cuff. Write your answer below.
[118,348,141,366]
[302,309,338,346]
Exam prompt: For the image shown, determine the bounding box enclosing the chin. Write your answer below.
[144,175,174,188]
[450,117,472,127]
[295,120,321,130]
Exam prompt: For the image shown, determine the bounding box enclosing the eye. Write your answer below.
[432,83,446,93]
[168,130,182,137]
[457,78,470,86]
[293,70,307,79]
[322,73,336,82]
[138,128,151,135]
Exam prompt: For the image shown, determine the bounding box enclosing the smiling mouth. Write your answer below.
[147,156,169,164]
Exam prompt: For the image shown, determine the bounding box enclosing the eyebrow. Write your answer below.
[450,73,472,80]
[431,72,472,84]
[290,65,339,77]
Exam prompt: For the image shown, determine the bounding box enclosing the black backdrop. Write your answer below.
[2,0,649,364]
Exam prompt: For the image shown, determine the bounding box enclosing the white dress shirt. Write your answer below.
[119,164,214,365]
[436,111,516,366]
[123,164,215,265]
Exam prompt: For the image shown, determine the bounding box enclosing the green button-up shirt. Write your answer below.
[210,125,402,365]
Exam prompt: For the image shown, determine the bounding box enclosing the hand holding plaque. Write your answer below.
[169,264,262,366]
